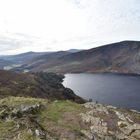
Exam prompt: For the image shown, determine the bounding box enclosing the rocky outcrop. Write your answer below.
[80,102,140,140]
[0,97,140,140]
[0,102,57,140]
[0,104,43,120]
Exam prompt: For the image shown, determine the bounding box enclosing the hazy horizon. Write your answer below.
[0,40,140,56]
[0,0,140,55]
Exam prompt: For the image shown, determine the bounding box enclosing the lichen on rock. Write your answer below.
[80,102,140,140]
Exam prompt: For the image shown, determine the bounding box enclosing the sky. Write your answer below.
[0,0,140,55]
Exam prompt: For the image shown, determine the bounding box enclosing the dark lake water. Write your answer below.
[63,73,140,111]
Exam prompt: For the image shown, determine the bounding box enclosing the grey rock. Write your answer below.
[131,130,140,139]
[81,102,140,140]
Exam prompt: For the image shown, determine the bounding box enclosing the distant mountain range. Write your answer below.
[0,49,81,70]
[16,40,140,75]
[0,41,140,74]
[0,51,48,64]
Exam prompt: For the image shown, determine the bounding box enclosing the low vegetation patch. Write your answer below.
[0,97,87,140]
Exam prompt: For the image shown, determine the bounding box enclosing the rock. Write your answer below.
[117,133,138,140]
[90,125,108,135]
[119,123,140,136]
[126,116,134,123]
[118,121,128,127]
[107,105,117,109]
[0,104,44,121]
[35,129,40,136]
[80,113,102,126]
[81,102,140,140]
[84,102,109,114]
[115,111,127,121]
[131,130,140,139]
[16,123,20,129]
[102,121,108,127]
[81,130,94,140]
[35,129,47,139]
[133,123,140,129]
[20,104,41,114]
[84,102,97,109]
[108,130,115,135]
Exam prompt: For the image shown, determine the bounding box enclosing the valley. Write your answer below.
[0,41,139,139]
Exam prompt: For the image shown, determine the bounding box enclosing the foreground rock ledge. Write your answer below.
[80,102,140,140]
[0,97,140,140]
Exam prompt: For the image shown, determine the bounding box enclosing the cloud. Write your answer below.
[0,37,32,51]
[69,0,89,8]
[0,32,52,55]
[0,0,140,54]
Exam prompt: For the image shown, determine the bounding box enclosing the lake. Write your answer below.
[63,73,140,111]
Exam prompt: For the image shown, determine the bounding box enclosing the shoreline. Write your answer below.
[64,71,140,77]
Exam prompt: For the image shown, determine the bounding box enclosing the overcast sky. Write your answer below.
[0,0,140,55]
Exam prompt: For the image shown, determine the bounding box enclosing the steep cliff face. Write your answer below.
[21,41,140,74]
[0,70,84,103]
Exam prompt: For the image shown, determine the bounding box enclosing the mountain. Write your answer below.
[0,50,81,71]
[0,51,52,71]
[0,70,84,103]
[0,49,82,65]
[0,59,14,69]
[16,51,72,72]
[67,49,83,53]
[20,41,140,74]
[0,51,49,64]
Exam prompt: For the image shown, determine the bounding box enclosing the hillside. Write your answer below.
[0,97,139,140]
[20,41,140,74]
[0,50,80,71]
[0,70,84,103]
[0,51,49,64]
[0,59,13,69]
